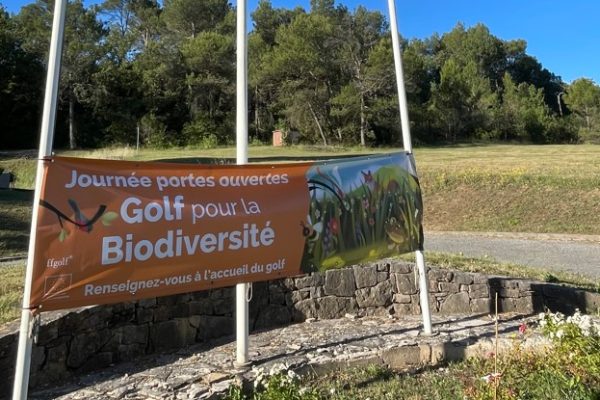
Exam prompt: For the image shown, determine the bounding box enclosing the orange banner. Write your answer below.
[30,153,424,312]
[31,157,311,311]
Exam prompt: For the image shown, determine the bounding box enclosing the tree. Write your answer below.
[260,13,337,145]
[333,6,387,146]
[429,58,496,142]
[14,0,104,148]
[0,6,44,148]
[564,78,600,142]
[496,73,550,142]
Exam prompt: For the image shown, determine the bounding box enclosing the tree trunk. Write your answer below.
[69,96,76,149]
[360,92,366,146]
[308,102,327,146]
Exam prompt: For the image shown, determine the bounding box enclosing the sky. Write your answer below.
[2,0,599,84]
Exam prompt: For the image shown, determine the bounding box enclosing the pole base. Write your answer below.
[233,360,252,370]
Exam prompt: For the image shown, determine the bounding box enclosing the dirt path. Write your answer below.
[425,231,600,280]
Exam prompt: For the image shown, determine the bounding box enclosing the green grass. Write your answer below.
[0,190,33,257]
[406,252,600,292]
[0,262,25,324]
[3,144,599,234]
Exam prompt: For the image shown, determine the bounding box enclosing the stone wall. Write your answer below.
[1,259,599,396]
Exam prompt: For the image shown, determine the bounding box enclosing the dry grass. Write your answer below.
[0,262,25,324]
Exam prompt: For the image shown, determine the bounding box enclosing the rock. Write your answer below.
[469,284,490,299]
[393,274,417,295]
[382,346,421,368]
[293,299,318,321]
[452,272,474,285]
[393,294,412,304]
[310,286,325,299]
[439,292,471,314]
[428,269,453,282]
[353,265,379,288]
[255,305,292,329]
[295,273,325,289]
[290,289,310,304]
[324,268,356,297]
[355,281,393,308]
[438,282,459,293]
[316,297,357,319]
[470,298,491,314]
[150,319,196,351]
[389,261,412,274]
[199,316,233,340]
[67,329,112,368]
[189,299,214,315]
[121,325,149,345]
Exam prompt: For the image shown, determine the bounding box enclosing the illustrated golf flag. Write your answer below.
[30,153,423,311]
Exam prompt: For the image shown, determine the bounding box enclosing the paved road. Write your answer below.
[425,231,600,280]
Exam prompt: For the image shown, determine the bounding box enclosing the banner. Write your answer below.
[30,153,423,311]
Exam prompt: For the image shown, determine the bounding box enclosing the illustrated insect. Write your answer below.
[300,215,323,241]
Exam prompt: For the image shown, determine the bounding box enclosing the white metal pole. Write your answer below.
[12,0,67,398]
[235,0,250,367]
[387,0,432,335]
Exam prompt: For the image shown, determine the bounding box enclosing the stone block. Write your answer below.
[121,325,149,345]
[353,265,379,288]
[138,297,157,308]
[438,282,460,293]
[295,273,325,289]
[581,291,600,313]
[136,307,154,324]
[310,286,325,299]
[439,292,471,314]
[291,289,310,304]
[390,262,413,274]
[355,281,393,308]
[150,319,196,351]
[67,329,111,368]
[213,298,233,315]
[469,284,490,299]
[393,303,418,316]
[189,299,213,315]
[324,268,356,297]
[80,352,113,373]
[382,346,421,368]
[514,296,535,314]
[428,269,453,282]
[117,344,146,360]
[473,274,489,284]
[269,285,286,305]
[200,316,233,340]
[37,322,59,346]
[499,288,520,298]
[393,294,412,304]
[452,272,474,285]
[470,298,491,314]
[393,274,417,295]
[292,299,318,321]
[255,305,292,330]
[316,296,357,319]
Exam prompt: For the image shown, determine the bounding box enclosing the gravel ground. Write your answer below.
[425,231,600,280]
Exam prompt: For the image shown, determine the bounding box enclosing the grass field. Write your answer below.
[2,143,599,236]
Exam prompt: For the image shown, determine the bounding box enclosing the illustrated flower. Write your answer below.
[328,218,339,235]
